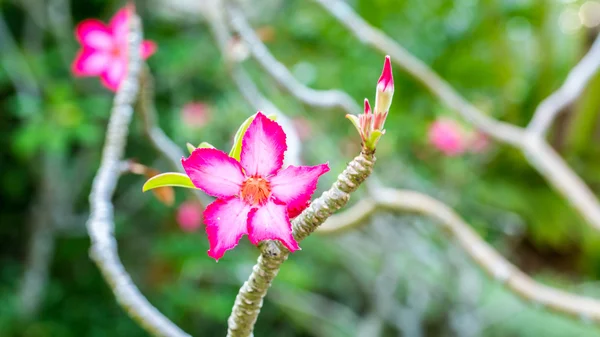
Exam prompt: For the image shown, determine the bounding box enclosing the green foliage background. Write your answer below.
[2,0,600,336]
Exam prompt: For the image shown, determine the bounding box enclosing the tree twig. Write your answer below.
[318,188,600,323]
[227,5,361,115]
[204,0,302,166]
[528,33,600,135]
[314,0,600,233]
[137,65,209,206]
[85,11,190,337]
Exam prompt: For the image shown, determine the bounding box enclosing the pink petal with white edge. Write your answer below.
[141,41,157,59]
[270,163,330,213]
[100,59,125,91]
[240,112,287,177]
[204,197,252,260]
[75,19,113,50]
[181,148,245,199]
[247,200,299,252]
[72,49,111,76]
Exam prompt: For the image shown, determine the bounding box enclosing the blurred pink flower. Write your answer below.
[182,102,211,128]
[176,201,203,232]
[71,5,157,91]
[428,118,468,156]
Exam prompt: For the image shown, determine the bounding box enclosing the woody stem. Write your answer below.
[226,149,376,337]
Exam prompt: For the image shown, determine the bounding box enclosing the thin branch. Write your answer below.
[138,65,209,206]
[85,11,190,337]
[314,0,600,233]
[528,33,600,135]
[227,5,361,115]
[204,0,302,166]
[227,150,376,337]
[318,188,600,323]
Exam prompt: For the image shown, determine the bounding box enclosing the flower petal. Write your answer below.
[240,112,287,177]
[204,197,252,260]
[100,59,125,91]
[270,163,330,215]
[72,49,110,76]
[181,148,245,198]
[141,40,157,59]
[109,7,130,43]
[75,19,113,50]
[247,200,299,252]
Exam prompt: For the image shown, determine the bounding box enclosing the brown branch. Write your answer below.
[85,11,190,337]
[314,0,600,233]
[318,188,600,323]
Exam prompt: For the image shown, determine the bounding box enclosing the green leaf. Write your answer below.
[198,142,215,149]
[365,129,384,150]
[186,143,196,154]
[345,114,361,135]
[142,172,196,192]
[228,113,277,160]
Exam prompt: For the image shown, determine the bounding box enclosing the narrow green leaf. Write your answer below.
[142,172,197,192]
[198,142,215,149]
[345,114,361,134]
[186,142,196,154]
[229,114,257,160]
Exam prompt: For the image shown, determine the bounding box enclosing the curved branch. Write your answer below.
[138,66,209,206]
[227,150,376,337]
[314,0,600,233]
[85,11,190,337]
[318,188,600,323]
[227,5,361,115]
[204,1,302,166]
[528,33,600,135]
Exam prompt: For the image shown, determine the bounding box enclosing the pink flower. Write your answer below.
[428,118,468,156]
[181,112,330,260]
[176,201,203,232]
[71,5,157,91]
[181,102,211,128]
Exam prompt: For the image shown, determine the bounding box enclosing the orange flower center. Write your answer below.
[240,177,271,206]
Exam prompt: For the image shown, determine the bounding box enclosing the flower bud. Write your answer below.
[374,56,394,129]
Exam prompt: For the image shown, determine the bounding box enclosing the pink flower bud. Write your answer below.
[428,118,468,156]
[176,201,203,232]
[374,56,394,129]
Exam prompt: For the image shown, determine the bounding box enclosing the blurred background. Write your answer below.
[2,0,600,336]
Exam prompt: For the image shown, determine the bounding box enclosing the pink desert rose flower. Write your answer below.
[182,112,330,260]
[72,6,157,91]
[181,102,211,128]
[176,201,204,232]
[428,118,468,156]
